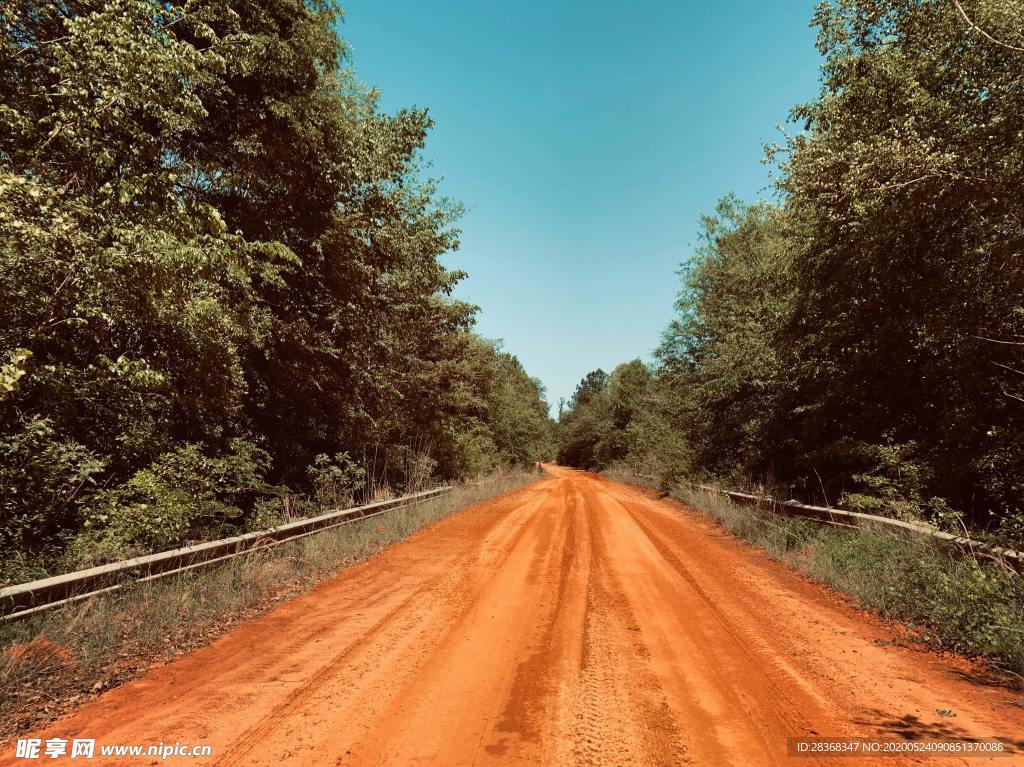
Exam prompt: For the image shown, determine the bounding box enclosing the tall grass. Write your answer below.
[613,471,1024,682]
[0,468,540,739]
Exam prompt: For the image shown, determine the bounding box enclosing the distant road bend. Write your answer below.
[8,466,1024,766]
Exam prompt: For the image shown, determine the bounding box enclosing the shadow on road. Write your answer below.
[856,709,1024,752]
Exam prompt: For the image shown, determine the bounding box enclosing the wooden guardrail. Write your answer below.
[619,472,1022,569]
[0,486,452,623]
[685,482,1023,570]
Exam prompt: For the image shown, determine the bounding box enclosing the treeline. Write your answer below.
[558,0,1024,544]
[0,0,553,582]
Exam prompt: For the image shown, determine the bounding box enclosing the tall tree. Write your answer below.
[0,0,550,578]
[658,196,800,480]
[773,0,1024,520]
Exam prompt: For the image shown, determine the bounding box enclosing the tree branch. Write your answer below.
[950,0,1024,52]
[972,334,1024,346]
[991,360,1024,377]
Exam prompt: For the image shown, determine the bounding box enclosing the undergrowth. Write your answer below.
[0,468,540,740]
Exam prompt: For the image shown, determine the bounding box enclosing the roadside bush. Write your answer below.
[0,417,106,583]
[839,441,960,529]
[308,452,365,510]
[1,0,555,586]
[69,440,270,564]
[806,528,1024,676]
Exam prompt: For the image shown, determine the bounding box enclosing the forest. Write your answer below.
[4,0,1023,589]
[0,0,554,584]
[558,0,1024,545]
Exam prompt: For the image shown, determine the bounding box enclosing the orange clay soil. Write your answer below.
[4,466,1023,766]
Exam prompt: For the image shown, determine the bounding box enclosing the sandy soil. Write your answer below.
[4,466,1023,766]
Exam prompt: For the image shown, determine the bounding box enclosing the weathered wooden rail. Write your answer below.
[621,472,1022,570]
[687,482,1023,570]
[0,486,452,623]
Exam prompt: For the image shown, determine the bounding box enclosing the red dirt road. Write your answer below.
[6,467,1023,766]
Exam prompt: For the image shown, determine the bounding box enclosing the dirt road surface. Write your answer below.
[5,466,1023,766]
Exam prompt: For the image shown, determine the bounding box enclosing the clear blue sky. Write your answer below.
[339,1,824,413]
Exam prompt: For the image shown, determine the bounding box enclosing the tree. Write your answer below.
[577,0,1024,538]
[0,0,550,579]
[557,369,610,469]
[429,334,554,476]
[657,196,800,480]
[556,362,680,474]
[772,0,1024,521]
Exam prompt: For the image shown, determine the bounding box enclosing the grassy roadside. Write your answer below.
[0,467,541,740]
[607,469,1024,684]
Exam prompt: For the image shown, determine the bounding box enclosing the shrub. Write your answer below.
[70,440,270,564]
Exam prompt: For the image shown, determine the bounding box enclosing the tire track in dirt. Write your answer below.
[331,477,577,766]
[479,476,586,760]
[251,486,559,767]
[584,475,1024,766]
[5,468,1024,767]
[211,574,445,766]
[560,487,687,767]
[580,481,831,764]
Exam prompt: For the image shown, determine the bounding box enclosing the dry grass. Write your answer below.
[0,467,541,740]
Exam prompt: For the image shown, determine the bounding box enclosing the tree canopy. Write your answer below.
[0,0,553,582]
[557,0,1024,543]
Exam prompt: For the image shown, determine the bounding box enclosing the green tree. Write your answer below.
[640,0,1024,534]
[431,334,554,477]
[658,196,800,480]
[556,363,680,473]
[557,369,610,469]
[772,0,1024,522]
[0,0,550,580]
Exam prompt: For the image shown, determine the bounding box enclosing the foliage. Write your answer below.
[0,417,105,574]
[559,0,1024,545]
[0,0,552,583]
[72,440,271,562]
[557,361,687,478]
[657,196,800,481]
[434,334,555,476]
[838,440,959,527]
[0,349,32,402]
[770,0,1024,526]
[308,453,366,511]
[557,369,610,469]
